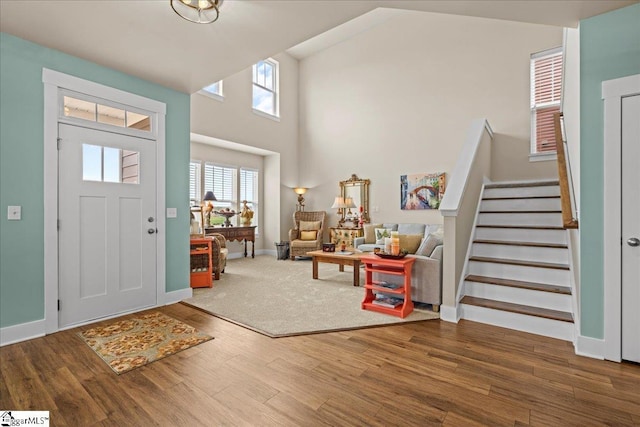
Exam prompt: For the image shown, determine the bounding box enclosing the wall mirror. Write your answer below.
[339,174,370,227]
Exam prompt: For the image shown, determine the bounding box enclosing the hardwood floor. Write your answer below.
[1,303,639,426]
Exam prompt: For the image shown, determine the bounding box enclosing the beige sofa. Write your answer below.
[354,223,443,311]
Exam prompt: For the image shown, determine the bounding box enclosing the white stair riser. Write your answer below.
[472,243,569,264]
[468,261,570,286]
[480,198,561,212]
[477,212,562,227]
[474,227,567,244]
[464,281,572,312]
[483,185,560,199]
[460,304,574,341]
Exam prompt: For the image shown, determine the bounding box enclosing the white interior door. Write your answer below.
[58,123,157,327]
[622,94,640,363]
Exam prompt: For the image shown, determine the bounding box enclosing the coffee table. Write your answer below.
[307,249,363,286]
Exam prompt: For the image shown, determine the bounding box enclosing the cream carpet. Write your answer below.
[182,255,439,337]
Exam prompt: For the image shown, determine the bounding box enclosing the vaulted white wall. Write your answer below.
[298,11,562,227]
[190,52,300,244]
[190,10,563,242]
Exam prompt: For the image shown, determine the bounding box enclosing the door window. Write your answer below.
[82,143,140,184]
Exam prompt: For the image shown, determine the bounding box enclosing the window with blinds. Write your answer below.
[204,163,236,210]
[531,47,563,155]
[240,168,259,232]
[191,161,259,230]
[189,161,201,204]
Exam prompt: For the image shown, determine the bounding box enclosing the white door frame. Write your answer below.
[42,68,167,333]
[602,73,640,362]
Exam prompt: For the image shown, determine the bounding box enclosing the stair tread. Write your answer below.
[461,296,573,322]
[476,225,565,230]
[485,180,559,189]
[482,195,561,201]
[474,239,568,249]
[469,256,569,270]
[465,274,571,294]
[479,210,562,214]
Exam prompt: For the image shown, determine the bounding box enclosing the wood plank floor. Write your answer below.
[1,303,639,426]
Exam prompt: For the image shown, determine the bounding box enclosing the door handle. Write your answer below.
[627,237,640,247]
[147,228,156,234]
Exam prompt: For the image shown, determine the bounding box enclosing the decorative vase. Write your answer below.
[240,200,253,226]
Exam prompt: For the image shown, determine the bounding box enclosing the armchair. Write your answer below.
[288,211,327,260]
[207,233,228,280]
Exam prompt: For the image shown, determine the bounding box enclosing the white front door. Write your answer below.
[622,94,640,363]
[58,123,157,327]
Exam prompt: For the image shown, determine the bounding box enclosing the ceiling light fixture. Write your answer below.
[170,0,224,24]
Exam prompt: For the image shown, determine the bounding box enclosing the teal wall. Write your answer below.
[0,33,190,329]
[579,4,640,339]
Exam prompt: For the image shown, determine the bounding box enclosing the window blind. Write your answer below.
[531,49,562,154]
[204,163,235,208]
[189,161,201,203]
[240,168,259,232]
[240,169,258,202]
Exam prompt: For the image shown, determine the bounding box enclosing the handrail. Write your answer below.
[553,112,578,229]
[439,119,493,322]
[439,119,493,216]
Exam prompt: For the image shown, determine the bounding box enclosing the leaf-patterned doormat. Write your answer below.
[77,311,213,374]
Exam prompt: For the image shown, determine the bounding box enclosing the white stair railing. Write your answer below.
[439,118,493,322]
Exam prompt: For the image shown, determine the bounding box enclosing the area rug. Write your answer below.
[182,255,439,337]
[77,311,213,374]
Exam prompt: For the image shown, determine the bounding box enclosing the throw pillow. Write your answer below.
[300,230,317,240]
[363,223,382,244]
[416,234,443,257]
[299,220,321,231]
[375,228,391,245]
[398,234,423,254]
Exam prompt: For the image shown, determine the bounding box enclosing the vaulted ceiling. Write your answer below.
[1,0,636,94]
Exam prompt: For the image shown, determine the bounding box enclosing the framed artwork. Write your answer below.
[400,172,446,210]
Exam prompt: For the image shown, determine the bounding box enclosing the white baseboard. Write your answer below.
[1,288,193,347]
[160,287,193,305]
[575,335,605,360]
[440,304,460,323]
[0,319,46,347]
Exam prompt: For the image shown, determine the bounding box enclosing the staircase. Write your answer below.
[459,180,575,341]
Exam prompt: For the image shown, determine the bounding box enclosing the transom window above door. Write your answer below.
[61,91,155,138]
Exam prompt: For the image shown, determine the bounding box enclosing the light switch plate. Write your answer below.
[8,205,21,220]
[166,207,177,218]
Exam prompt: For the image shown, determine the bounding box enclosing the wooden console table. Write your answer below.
[205,225,256,258]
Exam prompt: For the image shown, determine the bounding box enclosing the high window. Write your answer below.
[199,81,223,101]
[530,47,563,158]
[252,59,279,118]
